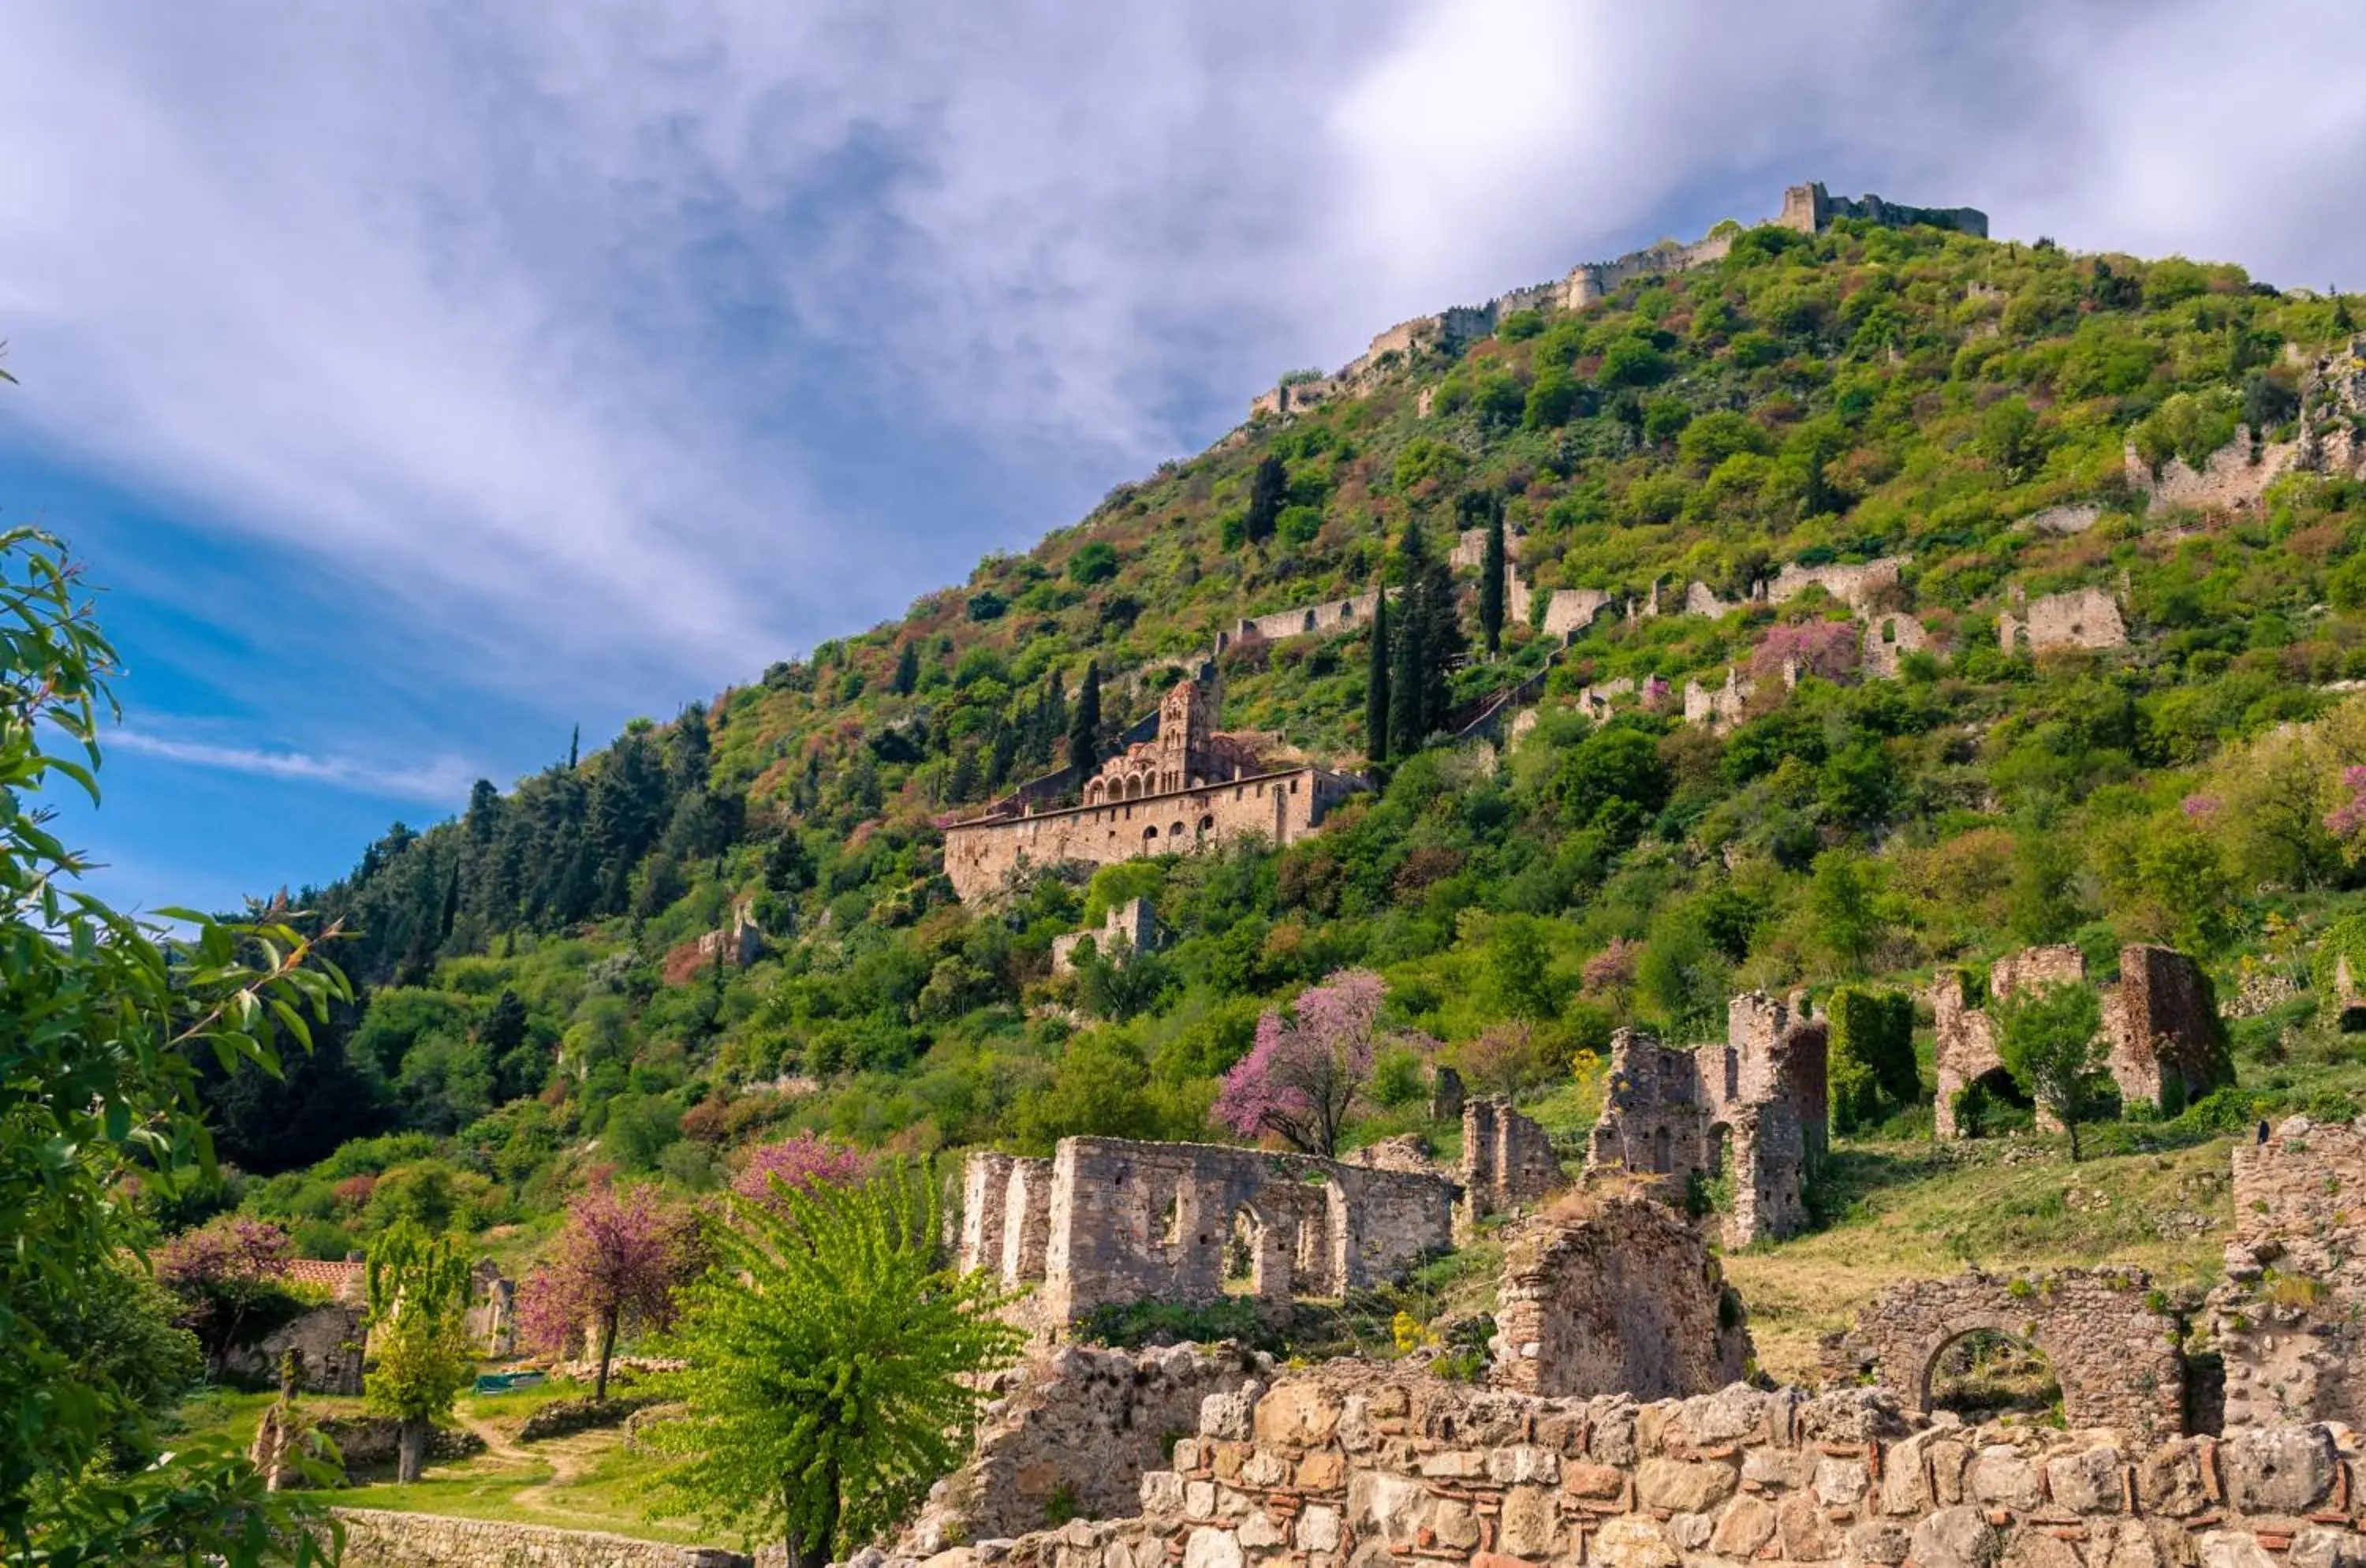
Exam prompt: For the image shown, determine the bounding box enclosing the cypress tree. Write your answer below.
[1387,524,1427,759]
[1479,498,1507,655]
[1067,661,1103,778]
[568,724,580,770]
[891,641,920,696]
[1364,585,1390,766]
[1417,539,1466,736]
[1245,456,1286,546]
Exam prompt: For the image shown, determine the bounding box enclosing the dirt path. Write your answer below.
[452,1411,595,1516]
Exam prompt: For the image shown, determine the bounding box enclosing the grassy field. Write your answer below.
[1726,1131,2234,1383]
[173,1378,711,1547]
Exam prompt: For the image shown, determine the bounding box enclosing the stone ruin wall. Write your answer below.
[942,767,1360,902]
[961,1138,1457,1338]
[1766,558,1906,612]
[901,1342,1274,1553]
[962,1373,2362,1568]
[222,1302,366,1396]
[1493,1194,1752,1400]
[2216,1118,2366,1431]
[1780,181,1991,237]
[1584,995,1828,1247]
[1999,588,2129,655]
[1860,613,1931,678]
[1461,1098,1566,1226]
[1930,946,2222,1139]
[1832,1270,2186,1442]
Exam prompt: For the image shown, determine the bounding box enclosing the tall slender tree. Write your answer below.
[1245,456,1287,546]
[891,641,920,696]
[1479,498,1508,655]
[1067,661,1103,779]
[1364,584,1391,767]
[1387,526,1427,760]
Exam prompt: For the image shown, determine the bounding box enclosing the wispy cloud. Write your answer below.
[110,730,486,808]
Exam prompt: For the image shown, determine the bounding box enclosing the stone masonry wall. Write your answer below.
[1493,1195,1752,1400]
[901,1342,1272,1552]
[963,1138,1458,1336]
[1836,1270,2185,1442]
[2216,1118,2366,1430]
[222,1302,364,1395]
[1461,1099,1566,1224]
[959,1373,2360,1568]
[335,1509,748,1566]
[1999,589,2128,655]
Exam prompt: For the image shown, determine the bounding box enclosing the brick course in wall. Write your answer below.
[939,1372,2357,1568]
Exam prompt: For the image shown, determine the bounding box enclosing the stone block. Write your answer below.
[2138,1442,2210,1517]
[1853,1521,1914,1565]
[1777,1492,1846,1561]
[1592,1518,1679,1568]
[1181,1527,1241,1568]
[2197,1533,2278,1568]
[2046,1447,2126,1515]
[1911,1506,2005,1568]
[2221,1426,2338,1516]
[1253,1383,1340,1450]
[1498,1486,1558,1557]
[1710,1496,1778,1556]
[1635,1458,1737,1513]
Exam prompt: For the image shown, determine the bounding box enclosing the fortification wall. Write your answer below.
[1767,558,1905,610]
[222,1303,364,1396]
[943,767,1361,902]
[964,1374,2357,1568]
[2000,588,2127,654]
[2217,1118,2366,1430]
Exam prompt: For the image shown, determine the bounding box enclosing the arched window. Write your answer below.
[1143,825,1159,842]
[1302,610,1317,633]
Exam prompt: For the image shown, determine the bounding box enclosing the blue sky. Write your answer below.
[6,0,2366,914]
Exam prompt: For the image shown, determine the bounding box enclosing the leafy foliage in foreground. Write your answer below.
[644,1162,1021,1566]
[0,528,347,1562]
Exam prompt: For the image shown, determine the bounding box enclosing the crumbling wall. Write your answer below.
[1052,898,1162,975]
[1584,995,1827,1246]
[1932,946,2224,1139]
[2129,431,2301,513]
[1860,612,1931,678]
[2101,945,2229,1112]
[1780,181,1991,236]
[1540,588,1613,640]
[961,1137,1457,1336]
[900,1342,1271,1551]
[1766,557,1906,610]
[961,1374,2360,1568]
[1459,1098,1564,1224]
[2216,1117,2366,1430]
[1493,1193,1751,1398]
[1998,588,2128,654]
[1836,1269,2186,1440]
[1684,667,1754,732]
[222,1303,365,1395]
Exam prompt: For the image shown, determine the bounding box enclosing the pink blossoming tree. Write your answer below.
[1751,618,1860,685]
[1213,969,1430,1156]
[516,1185,706,1399]
[155,1215,300,1376]
[732,1130,871,1215]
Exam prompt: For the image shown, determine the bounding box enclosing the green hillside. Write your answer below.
[189,206,2366,1315]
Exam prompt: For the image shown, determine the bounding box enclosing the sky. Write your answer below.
[6,0,2366,915]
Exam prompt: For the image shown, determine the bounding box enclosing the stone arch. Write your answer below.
[1142,824,1159,843]
[1302,610,1317,633]
[1170,820,1185,840]
[1338,600,1353,619]
[1225,1204,1291,1301]
[1197,814,1215,836]
[1842,1270,2184,1439]
[1651,1126,1673,1174]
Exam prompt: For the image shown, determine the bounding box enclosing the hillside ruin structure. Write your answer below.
[941,678,1364,902]
[1584,993,1829,1245]
[1928,944,2227,1138]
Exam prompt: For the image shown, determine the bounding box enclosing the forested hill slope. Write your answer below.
[207,198,2366,1240]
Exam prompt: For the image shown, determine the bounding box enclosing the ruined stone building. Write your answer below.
[1860,611,1932,678]
[1459,1097,1565,1226]
[1584,993,1829,1246]
[1246,182,1987,420]
[1764,556,1907,611]
[1049,897,1159,975]
[959,1137,1458,1337]
[1928,944,2226,1138]
[1778,181,1990,237]
[942,678,1365,902]
[1997,586,2128,654]
[1492,1191,1752,1399]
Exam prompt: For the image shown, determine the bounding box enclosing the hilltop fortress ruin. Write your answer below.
[1249,182,1988,420]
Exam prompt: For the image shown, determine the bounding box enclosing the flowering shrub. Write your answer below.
[732,1130,871,1214]
[1750,618,1860,684]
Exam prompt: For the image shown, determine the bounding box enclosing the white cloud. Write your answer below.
[110,730,486,807]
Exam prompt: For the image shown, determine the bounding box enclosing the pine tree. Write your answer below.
[1067,661,1103,779]
[891,641,920,696]
[1479,496,1507,656]
[1245,456,1286,546]
[1364,584,1390,767]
